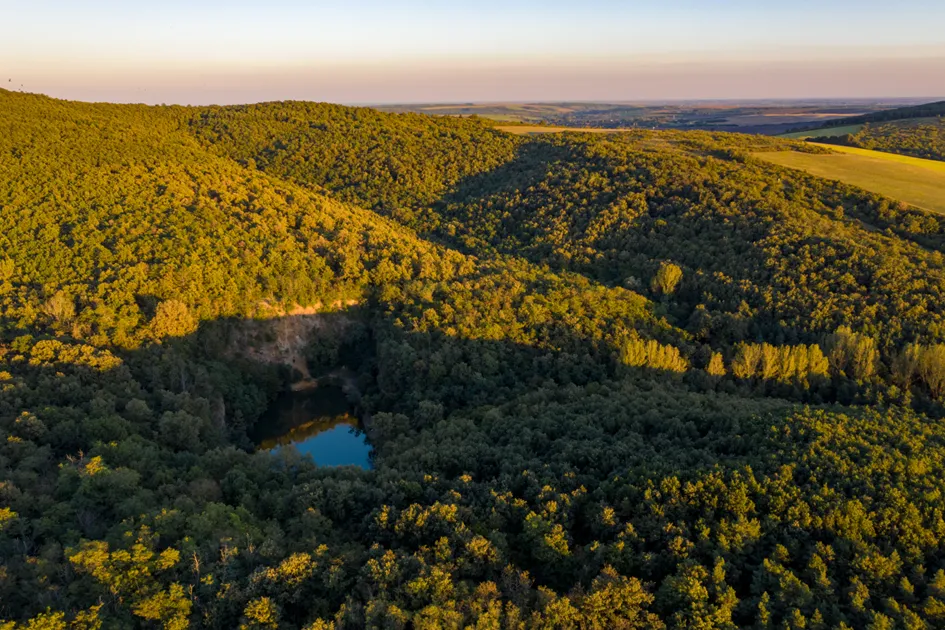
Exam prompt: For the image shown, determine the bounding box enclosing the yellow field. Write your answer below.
[754,145,945,214]
[825,144,945,169]
[495,125,625,135]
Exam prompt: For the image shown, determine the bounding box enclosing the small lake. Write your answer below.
[253,385,372,469]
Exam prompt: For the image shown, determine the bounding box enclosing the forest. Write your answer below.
[4,88,945,628]
[794,99,945,162]
[818,118,945,162]
[817,100,945,128]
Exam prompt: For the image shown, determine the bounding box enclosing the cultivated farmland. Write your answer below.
[754,145,945,214]
[495,125,625,135]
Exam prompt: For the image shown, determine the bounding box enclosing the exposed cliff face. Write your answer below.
[231,301,361,389]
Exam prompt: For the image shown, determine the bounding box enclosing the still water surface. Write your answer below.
[253,386,372,469]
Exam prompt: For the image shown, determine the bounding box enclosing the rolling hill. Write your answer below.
[4,89,945,628]
[823,117,945,162]
[821,99,945,127]
[788,99,945,133]
[782,99,945,162]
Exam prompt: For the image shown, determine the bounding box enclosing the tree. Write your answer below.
[580,566,664,629]
[0,257,14,282]
[732,343,763,379]
[918,344,945,399]
[651,262,683,295]
[706,352,726,377]
[892,344,922,388]
[241,598,280,630]
[620,337,688,373]
[829,326,878,381]
[42,290,75,326]
[151,300,197,339]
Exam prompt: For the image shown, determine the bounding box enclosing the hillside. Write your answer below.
[824,100,945,126]
[791,99,945,132]
[4,90,945,628]
[187,101,520,225]
[821,118,945,162]
[784,100,945,162]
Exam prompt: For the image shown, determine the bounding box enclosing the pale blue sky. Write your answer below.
[3,0,944,104]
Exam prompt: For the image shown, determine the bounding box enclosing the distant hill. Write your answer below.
[786,99,945,135]
[824,117,945,162]
[783,98,945,161]
[818,99,945,127]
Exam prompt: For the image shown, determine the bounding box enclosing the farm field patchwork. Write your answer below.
[495,124,625,135]
[754,144,945,214]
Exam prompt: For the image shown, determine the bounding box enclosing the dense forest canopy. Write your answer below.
[793,99,945,162]
[816,118,945,162]
[4,88,945,628]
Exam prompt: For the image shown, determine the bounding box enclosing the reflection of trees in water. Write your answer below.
[282,388,347,425]
[258,412,359,450]
[254,384,370,452]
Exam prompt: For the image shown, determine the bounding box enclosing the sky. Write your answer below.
[2,0,945,104]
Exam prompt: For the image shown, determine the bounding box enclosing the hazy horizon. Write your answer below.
[4,0,945,105]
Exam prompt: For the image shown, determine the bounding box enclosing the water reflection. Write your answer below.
[253,386,372,469]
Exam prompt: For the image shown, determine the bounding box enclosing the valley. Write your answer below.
[4,88,945,628]
[380,98,927,134]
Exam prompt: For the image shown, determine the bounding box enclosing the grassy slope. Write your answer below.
[754,146,945,214]
[825,144,945,170]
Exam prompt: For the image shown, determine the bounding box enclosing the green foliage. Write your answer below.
[4,89,945,629]
[621,335,688,373]
[651,262,684,295]
[150,300,197,339]
[826,117,945,162]
[828,326,879,381]
[706,352,726,377]
[731,342,828,383]
[187,100,520,221]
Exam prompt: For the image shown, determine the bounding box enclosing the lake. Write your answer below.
[253,385,372,468]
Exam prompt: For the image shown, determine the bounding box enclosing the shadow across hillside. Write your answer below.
[420,141,591,259]
[2,296,801,468]
[0,300,873,622]
[438,141,579,208]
